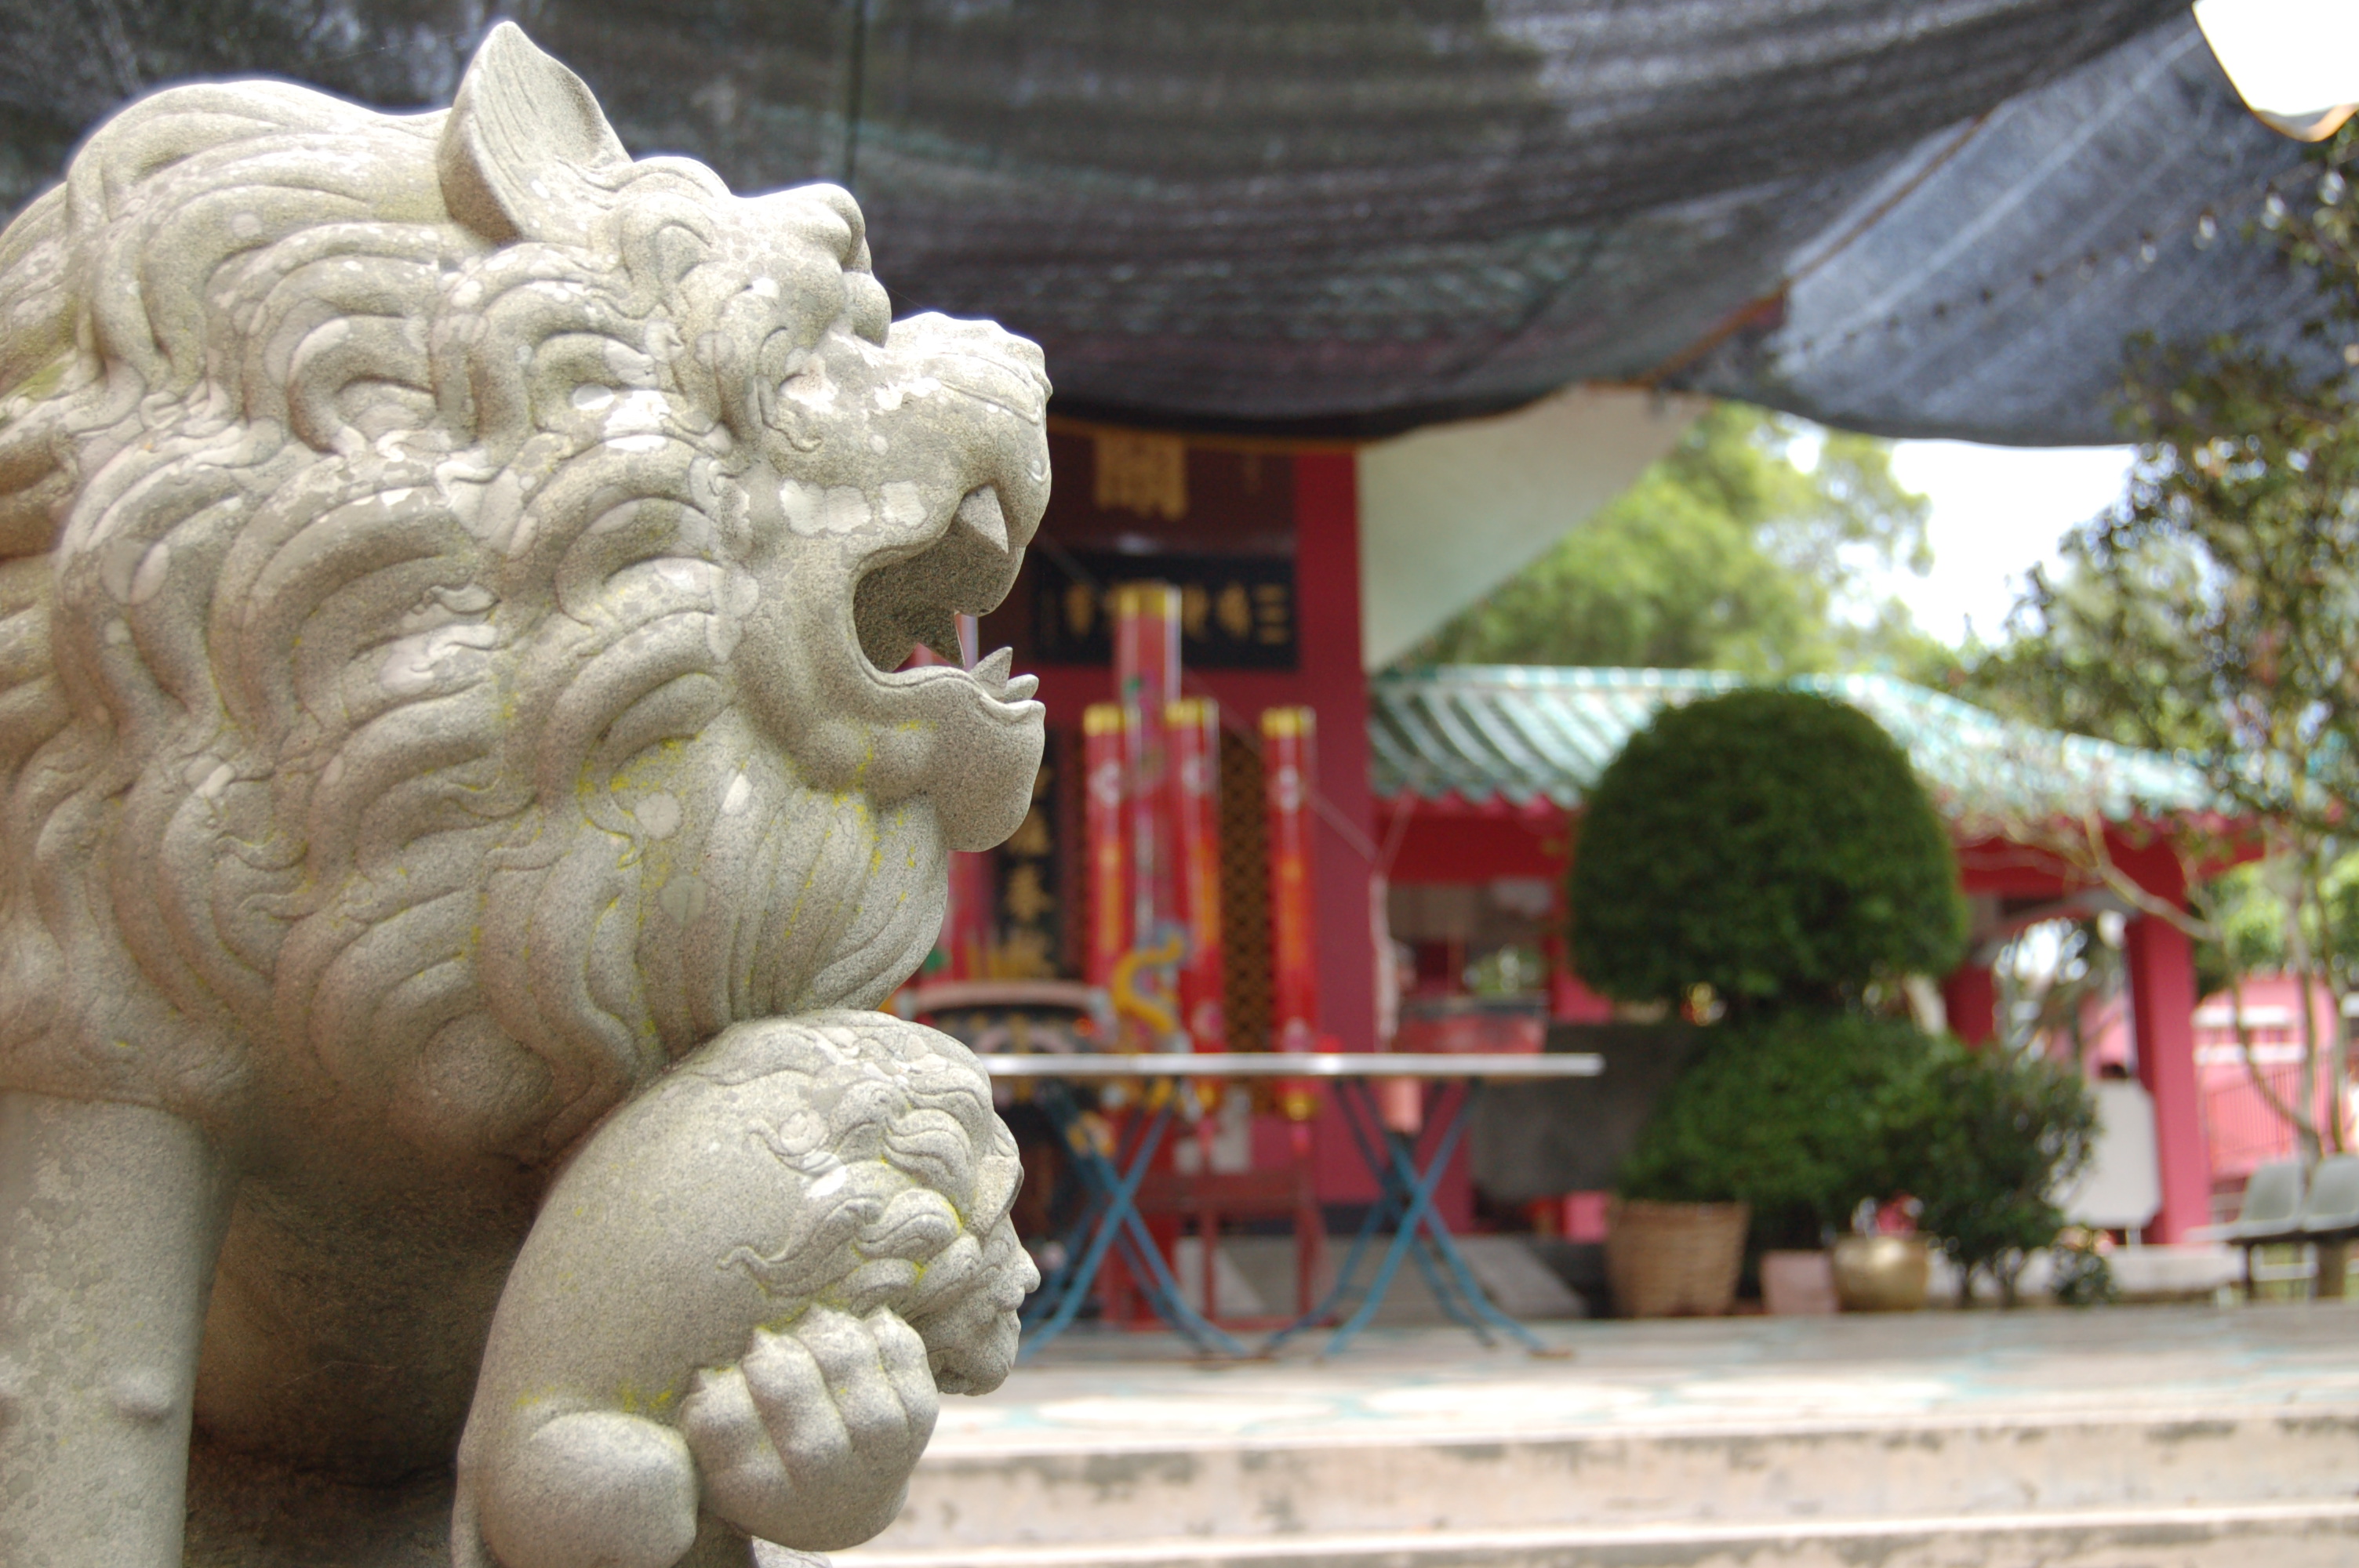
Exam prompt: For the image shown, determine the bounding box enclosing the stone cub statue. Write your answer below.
[0,24,1044,1568]
[455,1014,1035,1568]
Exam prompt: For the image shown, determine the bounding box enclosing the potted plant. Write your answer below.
[1569,688,1968,1316]
[1892,1035,2100,1305]
[1615,1010,1938,1314]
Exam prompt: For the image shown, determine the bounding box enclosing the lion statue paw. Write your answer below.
[453,1014,1036,1568]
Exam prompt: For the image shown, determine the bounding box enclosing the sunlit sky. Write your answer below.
[1874,441,2139,648]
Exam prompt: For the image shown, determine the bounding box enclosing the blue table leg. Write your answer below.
[1345,1079,1550,1354]
[1406,1225,1491,1338]
[1263,1082,1480,1352]
[1107,1201,1249,1356]
[1347,1083,1491,1333]
[1276,1079,1551,1359]
[1332,1084,1498,1339]
[1019,1085,1143,1334]
[1018,1080,1248,1360]
[1262,1178,1394,1352]
[1322,1082,1478,1355]
[1018,1087,1169,1358]
[1260,1084,1432,1351]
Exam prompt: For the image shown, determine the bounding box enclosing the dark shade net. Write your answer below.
[0,1,2321,443]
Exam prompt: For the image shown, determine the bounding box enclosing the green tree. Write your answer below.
[1972,122,2359,1159]
[1408,404,1950,679]
[2185,856,2359,1163]
[2191,863,2288,1007]
[1995,916,2122,1063]
[1569,688,1968,1014]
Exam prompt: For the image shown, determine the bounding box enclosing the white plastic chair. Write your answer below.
[2299,1154,2359,1298]
[2197,1160,2306,1299]
[2220,1159,2307,1239]
[2299,1154,2359,1236]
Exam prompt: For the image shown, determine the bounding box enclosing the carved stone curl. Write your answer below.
[0,24,1045,1568]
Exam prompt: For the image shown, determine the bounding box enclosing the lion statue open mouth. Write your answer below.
[0,24,1045,1568]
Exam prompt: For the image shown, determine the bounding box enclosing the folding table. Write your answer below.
[976,1051,1603,1359]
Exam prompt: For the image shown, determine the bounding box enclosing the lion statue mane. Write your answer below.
[0,23,1045,1568]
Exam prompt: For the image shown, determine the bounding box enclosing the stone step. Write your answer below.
[824,1310,2359,1568]
[845,1404,2359,1550]
[827,1500,2359,1568]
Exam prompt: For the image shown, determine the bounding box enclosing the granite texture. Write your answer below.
[0,24,1044,1567]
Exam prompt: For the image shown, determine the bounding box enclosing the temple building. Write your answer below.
[970,426,2235,1244]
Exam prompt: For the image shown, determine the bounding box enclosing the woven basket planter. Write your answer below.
[1604,1198,1750,1318]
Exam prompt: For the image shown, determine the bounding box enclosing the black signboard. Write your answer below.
[1028,550,1297,670]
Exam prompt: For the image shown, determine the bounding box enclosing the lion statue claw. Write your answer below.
[0,24,1045,1568]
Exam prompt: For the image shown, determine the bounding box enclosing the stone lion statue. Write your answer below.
[0,24,1045,1568]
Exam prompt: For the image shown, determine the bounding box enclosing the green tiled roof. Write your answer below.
[1370,666,2215,826]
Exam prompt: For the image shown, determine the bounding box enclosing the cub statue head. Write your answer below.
[0,24,1048,1164]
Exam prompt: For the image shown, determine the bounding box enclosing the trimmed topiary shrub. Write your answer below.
[1616,1011,1936,1249]
[1569,688,1968,1012]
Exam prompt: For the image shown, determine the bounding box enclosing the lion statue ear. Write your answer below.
[438,22,631,248]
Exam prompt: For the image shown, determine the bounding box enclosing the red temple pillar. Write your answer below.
[1292,452,1379,1205]
[1943,964,1997,1046]
[2125,913,2211,1243]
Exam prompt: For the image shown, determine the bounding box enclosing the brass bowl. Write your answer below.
[1830,1235,1932,1312]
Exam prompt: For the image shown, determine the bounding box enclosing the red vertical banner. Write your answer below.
[1168,696,1226,1052]
[1114,583,1183,944]
[1083,702,1129,989]
[1263,706,1320,1051]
